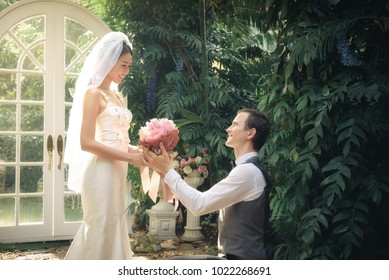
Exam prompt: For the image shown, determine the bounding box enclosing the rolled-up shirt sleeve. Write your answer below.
[164,164,265,216]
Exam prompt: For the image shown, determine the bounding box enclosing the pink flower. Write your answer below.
[197,165,207,173]
[139,118,179,153]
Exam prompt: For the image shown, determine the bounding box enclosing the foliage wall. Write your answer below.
[254,0,389,259]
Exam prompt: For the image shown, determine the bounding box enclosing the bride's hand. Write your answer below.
[128,146,146,167]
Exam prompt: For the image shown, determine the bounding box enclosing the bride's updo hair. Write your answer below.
[121,41,133,56]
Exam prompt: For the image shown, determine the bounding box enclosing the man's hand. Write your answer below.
[142,143,174,176]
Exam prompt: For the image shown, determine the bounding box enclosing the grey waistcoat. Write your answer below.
[218,156,272,260]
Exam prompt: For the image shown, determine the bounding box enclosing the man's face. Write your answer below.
[225,112,250,148]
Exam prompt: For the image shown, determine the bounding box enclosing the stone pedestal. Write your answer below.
[181,171,205,242]
[147,199,179,241]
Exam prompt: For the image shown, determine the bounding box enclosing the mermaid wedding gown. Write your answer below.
[65,94,133,260]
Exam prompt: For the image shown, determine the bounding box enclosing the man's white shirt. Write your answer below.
[164,152,266,216]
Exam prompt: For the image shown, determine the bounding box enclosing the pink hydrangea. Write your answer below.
[139,118,179,153]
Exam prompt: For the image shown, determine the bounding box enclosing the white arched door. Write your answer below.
[0,0,110,243]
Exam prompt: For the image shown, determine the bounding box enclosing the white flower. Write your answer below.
[183,165,193,175]
[173,160,180,169]
[195,156,202,165]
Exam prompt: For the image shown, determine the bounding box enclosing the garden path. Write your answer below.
[0,233,217,260]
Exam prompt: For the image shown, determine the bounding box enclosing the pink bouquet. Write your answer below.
[138,118,179,154]
[139,118,180,207]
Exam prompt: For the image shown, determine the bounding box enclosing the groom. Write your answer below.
[142,108,272,260]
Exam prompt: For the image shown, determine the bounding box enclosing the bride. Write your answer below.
[64,32,144,260]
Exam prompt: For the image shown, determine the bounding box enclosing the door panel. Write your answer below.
[0,0,110,243]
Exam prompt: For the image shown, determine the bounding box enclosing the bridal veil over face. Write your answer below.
[64,32,132,193]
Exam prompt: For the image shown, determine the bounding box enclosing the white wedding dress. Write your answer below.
[65,95,133,260]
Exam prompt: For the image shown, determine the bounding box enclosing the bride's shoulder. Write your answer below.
[85,87,101,95]
[84,88,105,104]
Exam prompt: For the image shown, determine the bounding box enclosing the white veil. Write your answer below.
[64,32,132,193]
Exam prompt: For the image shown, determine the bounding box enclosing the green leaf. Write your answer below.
[296,95,308,112]
[333,223,350,234]
[337,128,352,144]
[143,44,167,60]
[178,108,203,122]
[301,208,330,229]
[284,62,294,81]
[339,165,351,179]
[383,17,389,31]
[333,211,350,223]
[302,208,321,219]
[322,156,343,173]
[301,228,315,244]
[354,201,368,213]
[317,214,329,229]
[342,141,351,155]
[174,119,200,128]
[352,212,368,225]
[174,109,204,128]
[363,175,389,204]
[336,117,367,155]
[290,149,299,161]
[323,185,341,205]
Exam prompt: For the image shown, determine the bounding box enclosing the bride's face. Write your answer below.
[108,53,132,84]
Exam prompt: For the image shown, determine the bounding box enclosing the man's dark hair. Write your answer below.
[238,108,270,151]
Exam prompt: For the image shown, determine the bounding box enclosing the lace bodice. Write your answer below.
[96,101,132,149]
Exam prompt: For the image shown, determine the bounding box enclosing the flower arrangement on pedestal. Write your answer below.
[174,149,210,242]
[174,149,210,182]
